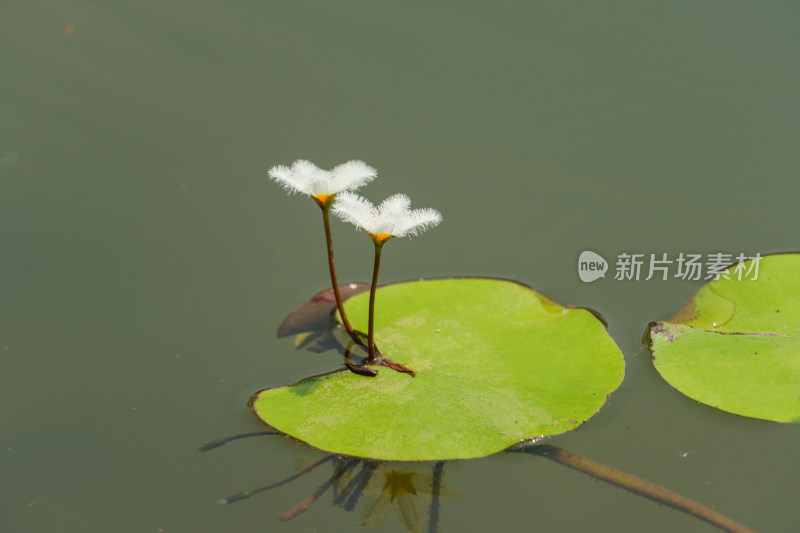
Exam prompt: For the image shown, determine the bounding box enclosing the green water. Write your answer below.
[2,1,798,531]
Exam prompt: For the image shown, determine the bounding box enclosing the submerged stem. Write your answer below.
[198,431,278,452]
[279,458,356,520]
[428,461,446,533]
[368,242,384,362]
[514,444,755,533]
[219,455,334,505]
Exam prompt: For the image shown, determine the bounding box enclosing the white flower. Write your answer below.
[332,191,442,243]
[267,160,377,203]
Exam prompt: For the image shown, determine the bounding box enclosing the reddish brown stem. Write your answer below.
[321,206,356,335]
[367,242,383,362]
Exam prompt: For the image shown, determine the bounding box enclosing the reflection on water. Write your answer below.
[204,432,452,533]
[202,432,755,533]
[357,462,453,533]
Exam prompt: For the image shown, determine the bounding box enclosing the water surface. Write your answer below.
[2,1,799,531]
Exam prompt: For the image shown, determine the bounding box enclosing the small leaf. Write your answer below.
[277,283,369,338]
[253,278,625,460]
[650,253,800,423]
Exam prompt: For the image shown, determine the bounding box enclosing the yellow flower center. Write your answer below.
[312,194,335,209]
[369,232,394,244]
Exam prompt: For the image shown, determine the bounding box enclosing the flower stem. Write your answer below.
[367,242,383,362]
[321,204,358,340]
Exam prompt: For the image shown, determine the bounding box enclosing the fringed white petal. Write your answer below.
[332,191,379,232]
[267,160,325,195]
[293,160,330,194]
[401,207,443,236]
[329,160,378,194]
[268,159,375,197]
[332,191,442,239]
[378,194,411,216]
[290,159,324,179]
[267,164,306,194]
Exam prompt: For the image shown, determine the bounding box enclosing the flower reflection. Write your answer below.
[337,463,455,533]
[205,432,455,533]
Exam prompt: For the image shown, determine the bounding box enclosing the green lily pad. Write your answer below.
[650,253,800,423]
[253,278,624,460]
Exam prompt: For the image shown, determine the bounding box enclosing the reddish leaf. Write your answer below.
[277,283,369,338]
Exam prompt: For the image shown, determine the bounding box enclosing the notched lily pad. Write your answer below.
[650,253,800,423]
[253,278,625,461]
